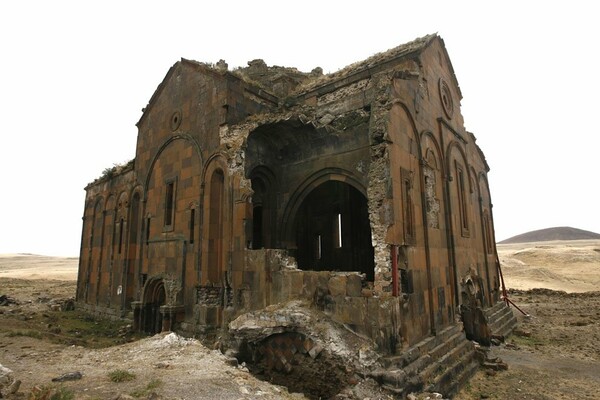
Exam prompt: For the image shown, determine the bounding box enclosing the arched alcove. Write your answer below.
[292,180,374,280]
[207,169,225,284]
[141,278,166,334]
[125,192,142,308]
[249,166,277,249]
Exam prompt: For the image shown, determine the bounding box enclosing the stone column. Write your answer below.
[131,301,142,331]
[160,305,185,332]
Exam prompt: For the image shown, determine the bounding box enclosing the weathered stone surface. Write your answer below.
[7,379,20,395]
[0,364,13,387]
[51,371,83,382]
[228,301,315,343]
[513,328,531,337]
[346,274,363,297]
[0,295,18,306]
[328,275,347,297]
[308,344,323,359]
[483,357,509,371]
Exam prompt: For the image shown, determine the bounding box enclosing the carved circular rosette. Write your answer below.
[438,78,454,119]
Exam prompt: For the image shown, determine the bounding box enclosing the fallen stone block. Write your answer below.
[51,371,83,382]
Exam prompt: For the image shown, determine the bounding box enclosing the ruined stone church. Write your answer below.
[77,34,515,395]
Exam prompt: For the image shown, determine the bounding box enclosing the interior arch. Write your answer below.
[292,180,374,280]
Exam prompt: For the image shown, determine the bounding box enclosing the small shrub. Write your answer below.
[146,379,162,390]
[511,334,545,347]
[108,369,136,383]
[130,379,163,398]
[100,166,115,179]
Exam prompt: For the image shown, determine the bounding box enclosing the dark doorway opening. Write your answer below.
[294,181,374,281]
[142,279,166,334]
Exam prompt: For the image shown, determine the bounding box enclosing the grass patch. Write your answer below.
[108,369,136,383]
[7,329,43,339]
[29,385,74,400]
[1,294,146,349]
[54,310,141,348]
[511,334,546,347]
[8,309,147,349]
[130,379,163,398]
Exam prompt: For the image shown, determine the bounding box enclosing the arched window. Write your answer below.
[249,167,276,250]
[164,179,176,229]
[189,208,196,244]
[401,168,416,243]
[207,170,224,283]
[455,163,470,237]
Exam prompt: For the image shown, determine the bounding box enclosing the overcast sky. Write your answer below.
[1,1,598,256]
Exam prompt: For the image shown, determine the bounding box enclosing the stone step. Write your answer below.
[418,337,475,386]
[488,308,511,329]
[374,304,522,397]
[416,324,463,356]
[400,354,432,381]
[381,347,420,369]
[490,309,514,331]
[375,323,478,398]
[486,302,517,337]
[382,324,463,369]
[427,330,468,361]
[426,348,480,397]
[493,313,518,338]
[379,368,409,388]
[484,300,510,321]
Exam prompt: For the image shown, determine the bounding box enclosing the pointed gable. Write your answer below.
[136,59,229,128]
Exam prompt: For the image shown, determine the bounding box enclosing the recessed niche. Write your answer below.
[170,110,182,131]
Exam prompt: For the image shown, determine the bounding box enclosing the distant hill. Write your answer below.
[499,226,600,244]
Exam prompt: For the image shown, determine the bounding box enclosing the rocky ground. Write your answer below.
[1,242,600,399]
[455,289,600,400]
[0,257,387,400]
[0,274,308,400]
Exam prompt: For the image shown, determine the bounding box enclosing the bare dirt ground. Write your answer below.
[0,255,310,399]
[455,240,600,400]
[1,241,600,399]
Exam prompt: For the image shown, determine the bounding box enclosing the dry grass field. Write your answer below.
[455,240,600,400]
[1,240,599,399]
[498,240,600,292]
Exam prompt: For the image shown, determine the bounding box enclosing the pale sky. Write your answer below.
[1,1,598,257]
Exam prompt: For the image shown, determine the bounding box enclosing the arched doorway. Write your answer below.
[293,180,374,281]
[141,278,166,334]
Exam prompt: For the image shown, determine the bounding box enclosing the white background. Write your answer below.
[1,0,598,256]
